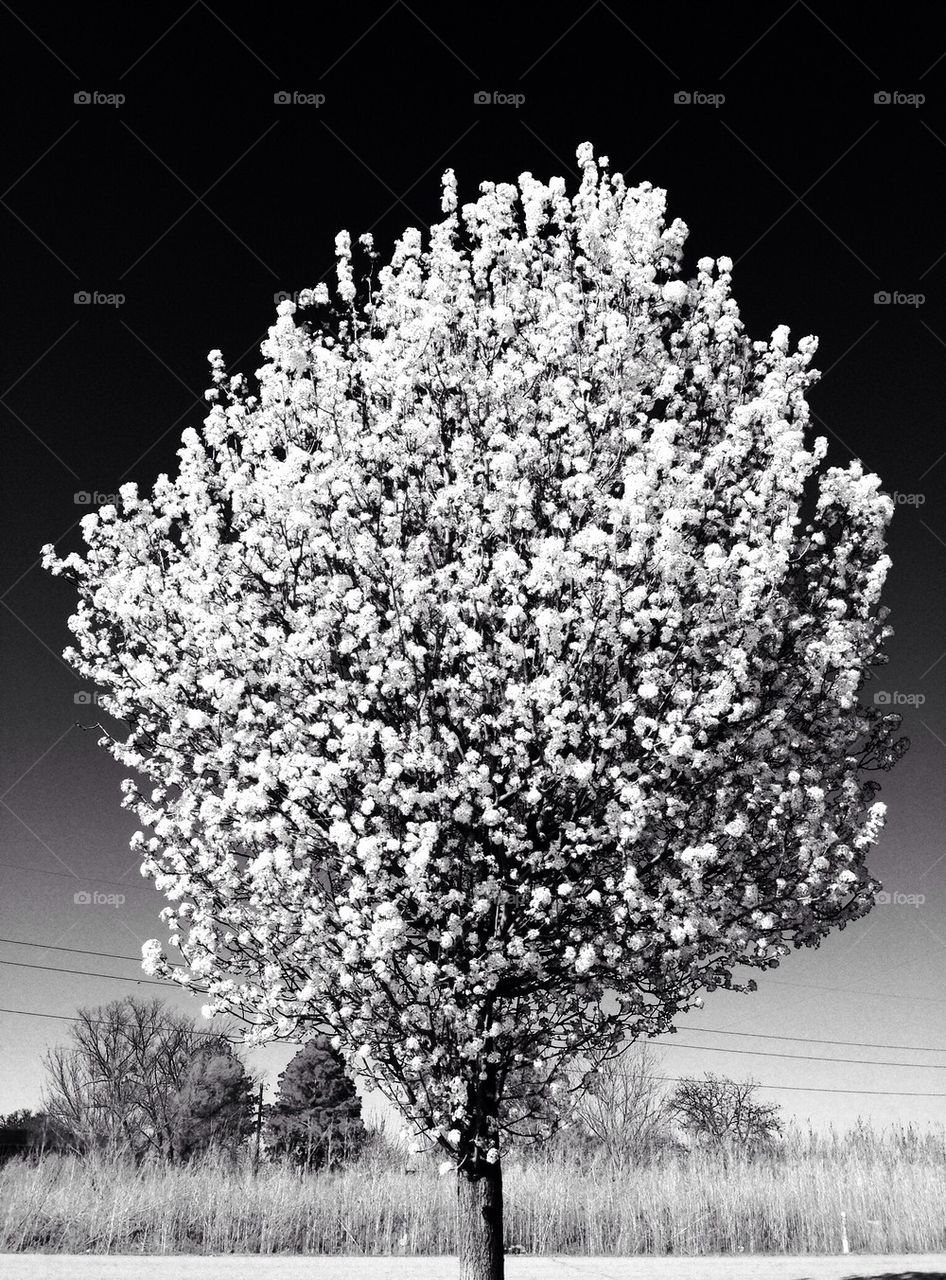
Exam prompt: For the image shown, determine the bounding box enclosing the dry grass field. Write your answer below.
[1,1124,944,1258]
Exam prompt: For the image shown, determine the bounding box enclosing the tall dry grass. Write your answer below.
[1,1122,944,1255]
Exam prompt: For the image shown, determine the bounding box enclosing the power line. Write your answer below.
[0,860,151,892]
[3,864,942,1007]
[1,859,943,1008]
[765,977,946,1005]
[654,1076,946,1099]
[3,938,946,1063]
[671,1023,946,1055]
[0,1002,944,1099]
[0,936,183,967]
[0,958,183,990]
[662,1040,946,1070]
[0,1005,242,1043]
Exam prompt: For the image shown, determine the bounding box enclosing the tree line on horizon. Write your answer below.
[0,996,364,1166]
[0,996,782,1168]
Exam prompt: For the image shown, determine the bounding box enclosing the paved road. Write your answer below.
[1,1256,944,1279]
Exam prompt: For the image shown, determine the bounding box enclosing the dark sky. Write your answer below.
[2,2,945,1130]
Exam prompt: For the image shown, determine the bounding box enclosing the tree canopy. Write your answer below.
[44,141,905,1278]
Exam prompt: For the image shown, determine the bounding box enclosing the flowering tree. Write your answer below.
[44,142,905,1279]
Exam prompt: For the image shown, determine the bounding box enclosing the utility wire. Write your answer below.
[653,1076,946,1099]
[3,867,943,1006]
[0,860,151,892]
[2,940,946,1064]
[670,1023,946,1055]
[0,936,183,967]
[0,1005,243,1042]
[662,1040,946,1070]
[0,1004,944,1098]
[764,977,946,1005]
[0,958,184,990]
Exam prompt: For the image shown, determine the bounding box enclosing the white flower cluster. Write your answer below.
[43,142,904,1165]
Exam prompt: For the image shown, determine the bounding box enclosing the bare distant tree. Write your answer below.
[570,1044,668,1167]
[43,996,232,1158]
[667,1073,782,1150]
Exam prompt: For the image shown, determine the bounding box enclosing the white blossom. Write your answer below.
[44,141,903,1193]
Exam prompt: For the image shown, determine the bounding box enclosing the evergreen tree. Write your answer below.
[267,1035,365,1168]
[172,1046,255,1161]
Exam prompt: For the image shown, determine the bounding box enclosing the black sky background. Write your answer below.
[2,3,946,1124]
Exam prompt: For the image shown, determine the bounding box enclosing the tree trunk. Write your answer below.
[457,1158,504,1280]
